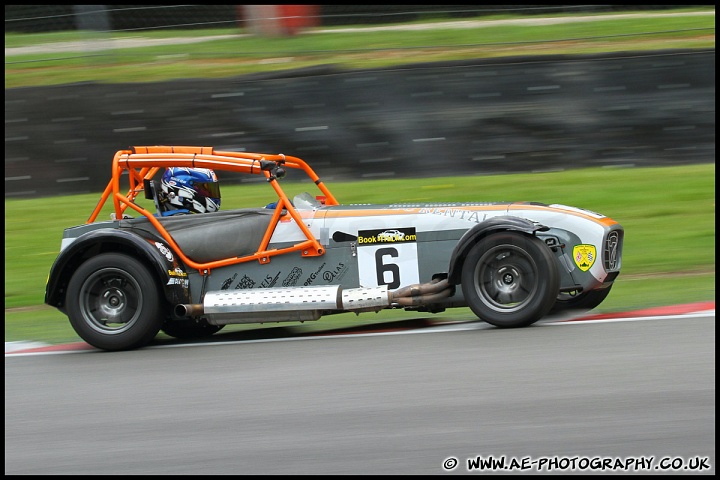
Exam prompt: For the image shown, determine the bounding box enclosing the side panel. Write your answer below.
[185,244,358,304]
[237,202,621,306]
[536,229,585,292]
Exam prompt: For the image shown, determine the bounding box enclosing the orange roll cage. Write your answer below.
[87,146,340,275]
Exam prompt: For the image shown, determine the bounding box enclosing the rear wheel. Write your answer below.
[66,253,165,351]
[461,232,559,328]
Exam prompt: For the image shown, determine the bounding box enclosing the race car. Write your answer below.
[45,146,624,351]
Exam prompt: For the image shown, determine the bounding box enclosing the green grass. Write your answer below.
[4,8,715,88]
[4,164,715,345]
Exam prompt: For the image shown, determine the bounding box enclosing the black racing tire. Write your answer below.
[550,285,613,314]
[161,319,224,339]
[66,253,165,351]
[461,232,560,328]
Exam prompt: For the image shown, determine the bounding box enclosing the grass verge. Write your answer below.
[4,164,715,345]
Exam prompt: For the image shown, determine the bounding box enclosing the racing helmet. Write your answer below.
[159,167,221,214]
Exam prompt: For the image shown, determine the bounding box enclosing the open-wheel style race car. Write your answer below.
[45,146,624,351]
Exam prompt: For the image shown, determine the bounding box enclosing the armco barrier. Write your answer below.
[4,49,715,198]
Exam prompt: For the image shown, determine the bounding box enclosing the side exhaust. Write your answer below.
[390,278,453,306]
[175,303,205,317]
[175,284,391,318]
[174,279,454,324]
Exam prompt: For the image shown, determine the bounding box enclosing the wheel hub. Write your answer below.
[495,266,521,294]
[101,288,126,317]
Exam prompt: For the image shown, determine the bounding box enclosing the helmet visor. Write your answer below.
[194,181,220,199]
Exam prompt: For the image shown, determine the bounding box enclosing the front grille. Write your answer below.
[604,230,622,271]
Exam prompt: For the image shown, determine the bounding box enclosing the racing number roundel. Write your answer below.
[357,227,419,288]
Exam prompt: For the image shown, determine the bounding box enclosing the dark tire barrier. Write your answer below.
[5,49,714,198]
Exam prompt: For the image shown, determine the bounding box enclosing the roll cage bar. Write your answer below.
[88,146,340,274]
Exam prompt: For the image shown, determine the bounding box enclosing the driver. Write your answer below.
[158,167,221,216]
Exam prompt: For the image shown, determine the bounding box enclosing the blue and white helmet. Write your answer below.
[160,167,221,214]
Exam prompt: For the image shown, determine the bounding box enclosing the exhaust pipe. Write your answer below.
[391,278,449,298]
[174,279,454,319]
[392,288,453,307]
[390,278,454,307]
[175,284,391,318]
[175,303,204,317]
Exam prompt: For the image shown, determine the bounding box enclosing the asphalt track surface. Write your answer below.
[4,303,715,475]
[4,301,715,356]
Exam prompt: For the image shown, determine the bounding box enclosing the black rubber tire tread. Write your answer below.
[66,253,165,351]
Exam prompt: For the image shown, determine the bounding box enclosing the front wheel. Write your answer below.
[66,253,165,351]
[461,232,560,328]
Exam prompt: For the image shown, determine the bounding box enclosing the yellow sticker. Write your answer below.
[573,244,597,272]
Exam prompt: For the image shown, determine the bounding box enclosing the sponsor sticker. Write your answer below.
[358,227,419,288]
[166,278,189,287]
[303,262,326,286]
[323,262,348,283]
[261,271,281,288]
[282,267,303,287]
[154,242,174,262]
[221,273,238,290]
[234,275,256,290]
[573,244,596,271]
[168,268,187,277]
[358,227,417,245]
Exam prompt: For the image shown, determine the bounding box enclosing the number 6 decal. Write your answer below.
[358,228,419,288]
[375,247,401,288]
